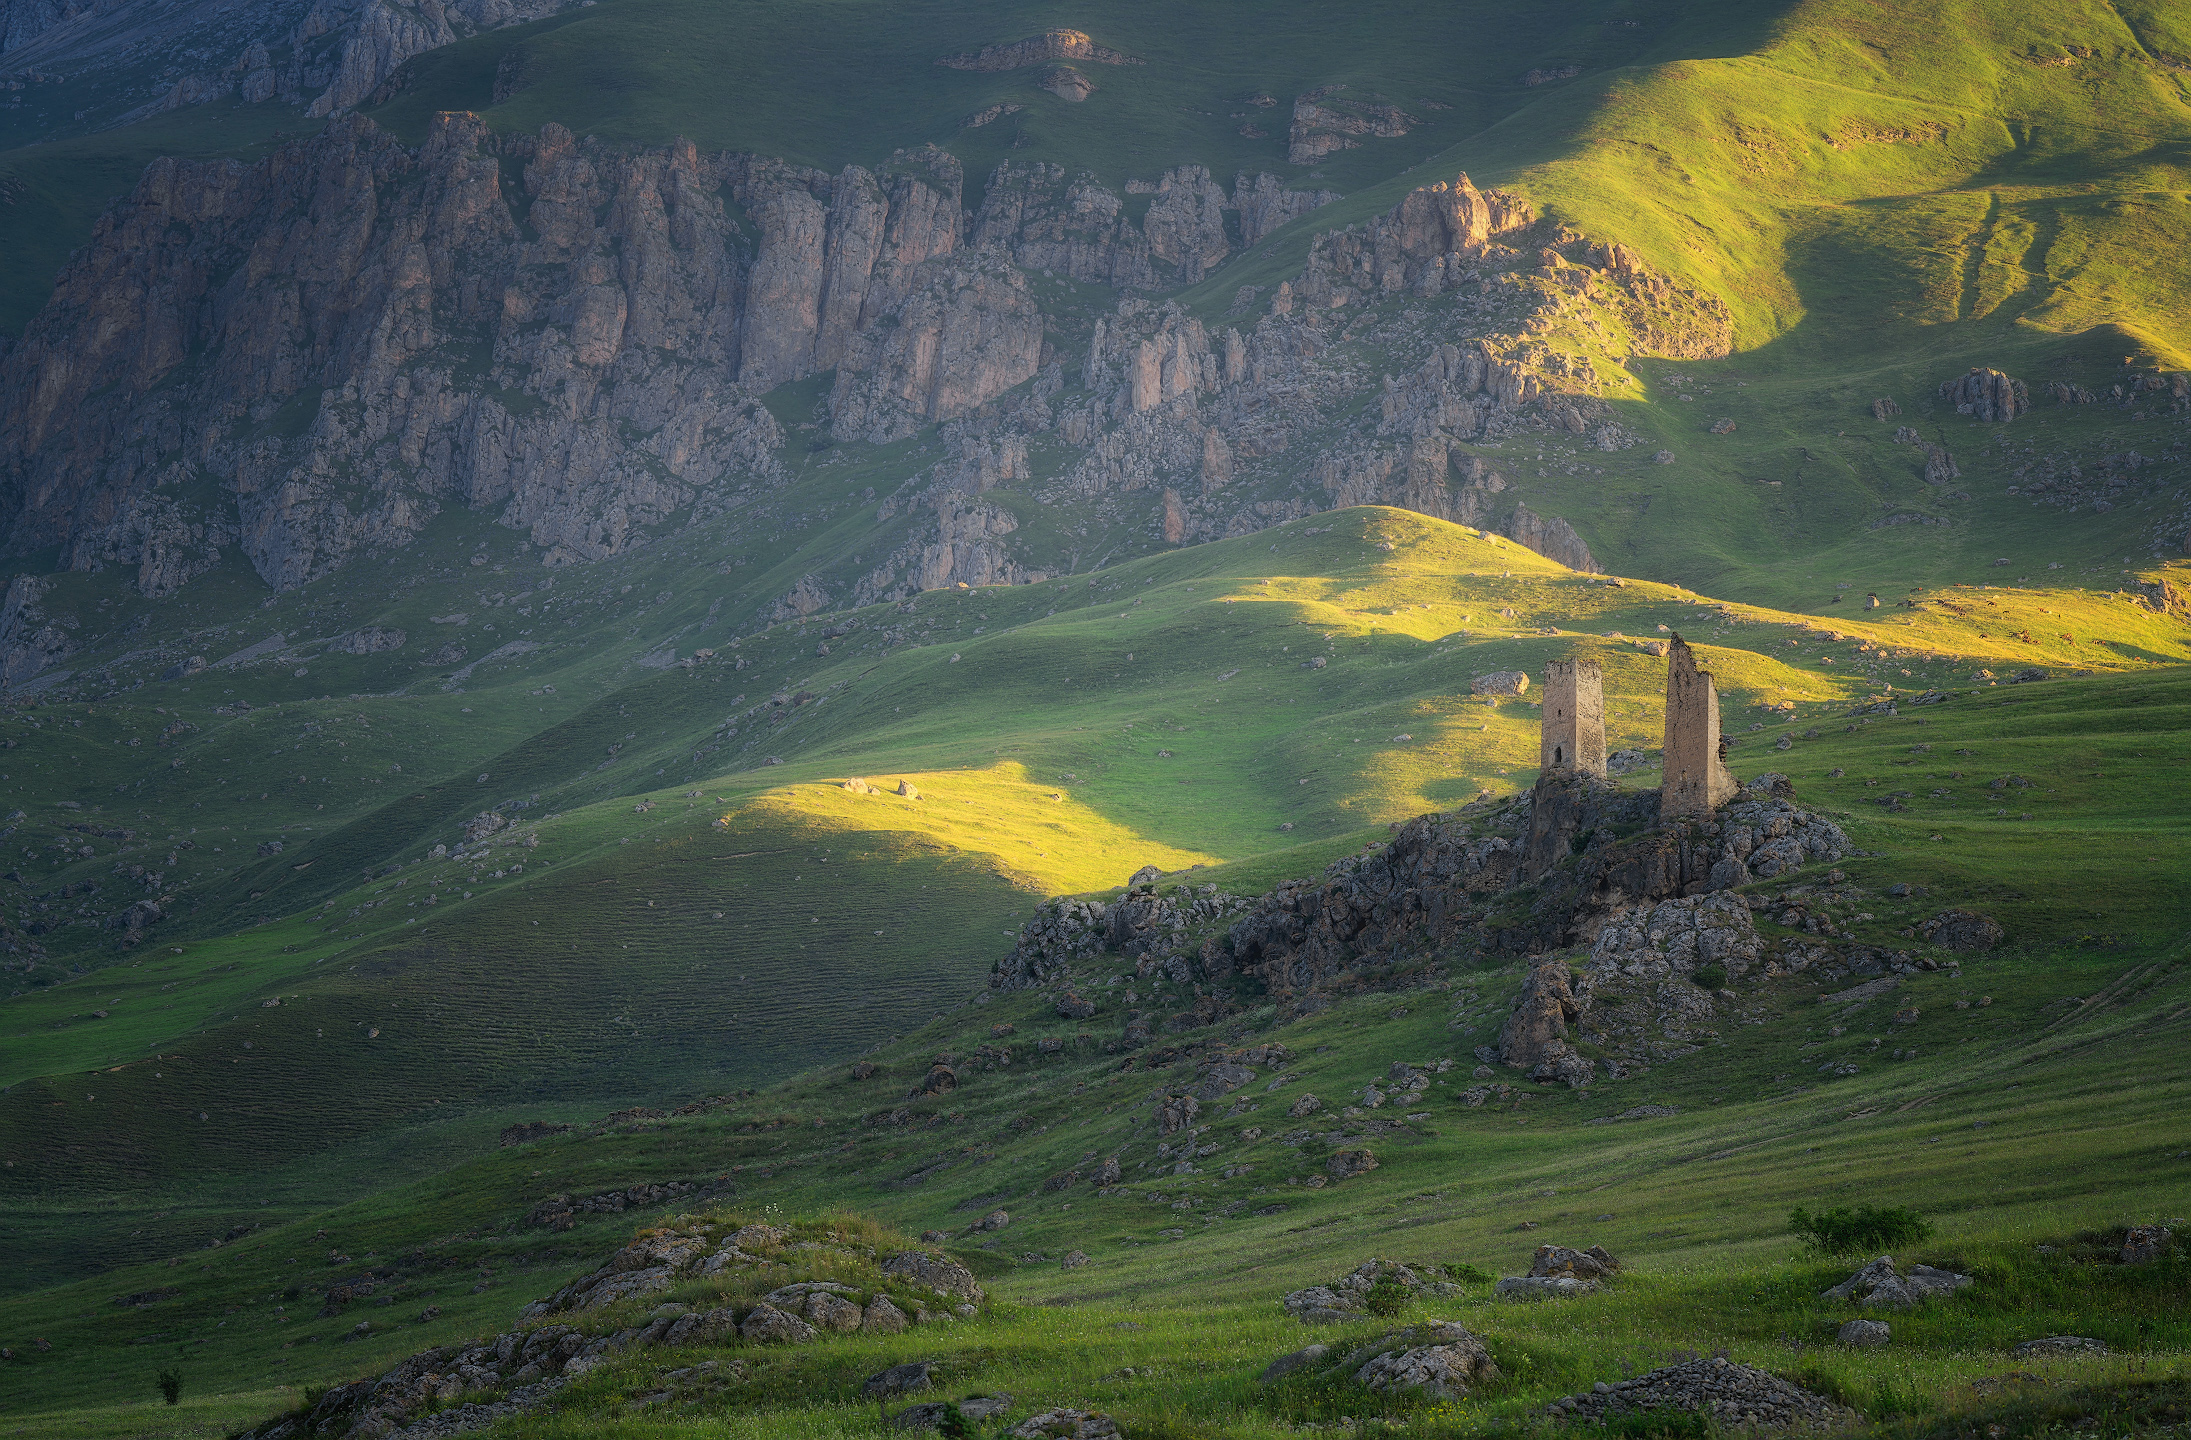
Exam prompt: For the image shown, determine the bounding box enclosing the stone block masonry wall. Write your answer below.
[1540,657,1604,778]
[1661,636,1737,818]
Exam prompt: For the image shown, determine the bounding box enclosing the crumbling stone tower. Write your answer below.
[1539,657,1605,778]
[1661,635,1738,817]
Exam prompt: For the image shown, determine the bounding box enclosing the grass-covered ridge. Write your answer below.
[1,510,2186,1435]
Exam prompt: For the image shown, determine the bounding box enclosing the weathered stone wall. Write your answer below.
[1540,657,1605,778]
[1660,636,1737,818]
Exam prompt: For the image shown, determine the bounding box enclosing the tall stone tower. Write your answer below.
[1661,635,1738,817]
[1539,657,1605,778]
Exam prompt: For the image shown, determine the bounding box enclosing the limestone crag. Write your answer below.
[0,0,584,135]
[991,885,1251,990]
[0,575,75,687]
[1940,367,2029,423]
[917,172,1729,575]
[829,248,1047,443]
[936,29,1141,72]
[1496,960,1591,1083]
[1288,87,1416,165]
[4,124,1733,602]
[0,118,1005,591]
[1233,172,1341,245]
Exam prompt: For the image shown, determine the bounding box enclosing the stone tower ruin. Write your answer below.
[1661,634,1738,817]
[1539,657,1605,778]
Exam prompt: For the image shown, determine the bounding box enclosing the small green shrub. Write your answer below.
[1441,1262,1494,1284]
[1788,1204,1932,1256]
[155,1369,182,1406]
[1691,964,1727,990]
[1362,1277,1411,1316]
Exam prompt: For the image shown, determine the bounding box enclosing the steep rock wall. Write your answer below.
[0,120,1010,593]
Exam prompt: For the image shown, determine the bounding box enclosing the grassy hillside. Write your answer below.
[3,508,2185,1302]
[0,2,2188,1430]
[2,643,2185,1432]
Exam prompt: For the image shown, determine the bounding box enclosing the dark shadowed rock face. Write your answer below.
[0,115,1008,594]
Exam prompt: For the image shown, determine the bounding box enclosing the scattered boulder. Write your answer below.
[2122,1225,2173,1264]
[865,1361,934,1399]
[1056,991,1097,1020]
[863,1296,911,1334]
[461,811,507,843]
[333,626,407,655]
[1839,1319,1891,1347]
[1529,1244,1619,1280]
[731,1222,788,1250]
[2012,1336,2107,1357]
[1547,1357,1858,1428]
[898,781,921,799]
[1495,1276,1602,1300]
[1128,864,1163,885]
[1919,910,2003,951]
[880,1251,986,1305]
[1259,1341,1330,1382]
[1009,1409,1121,1439]
[897,1396,1015,1431]
[1061,1250,1089,1270]
[1156,1094,1201,1135]
[1471,670,1529,697]
[1350,1321,1499,1400]
[1821,1256,1972,1310]
[1326,1148,1378,1180]
[1281,1285,1356,1323]
[1281,1260,1464,1321]
[1287,1093,1323,1118]
[1193,1061,1257,1103]
[970,1209,1011,1233]
[741,1303,820,1345]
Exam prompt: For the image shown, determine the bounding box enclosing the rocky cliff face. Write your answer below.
[851,171,1723,597]
[0,118,1047,593]
[2,119,1726,611]
[0,0,583,131]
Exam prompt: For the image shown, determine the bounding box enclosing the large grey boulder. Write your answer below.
[1495,1275,1602,1300]
[881,1251,986,1304]
[1820,1256,1972,1310]
[1342,1321,1500,1400]
[739,1303,819,1344]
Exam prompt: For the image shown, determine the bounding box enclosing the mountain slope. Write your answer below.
[3,507,2185,1297]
